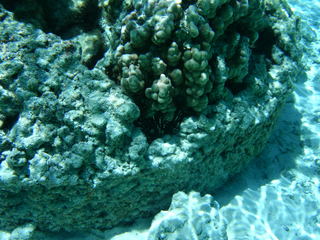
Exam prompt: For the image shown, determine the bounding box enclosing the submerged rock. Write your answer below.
[0,0,303,232]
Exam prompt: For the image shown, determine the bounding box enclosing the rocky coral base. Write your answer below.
[0,0,302,232]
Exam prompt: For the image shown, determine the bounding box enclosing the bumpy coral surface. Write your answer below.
[147,191,227,240]
[104,0,301,139]
[0,0,303,233]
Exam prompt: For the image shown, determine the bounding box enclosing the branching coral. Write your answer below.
[103,0,297,139]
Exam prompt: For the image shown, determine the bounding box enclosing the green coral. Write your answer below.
[145,73,176,120]
[78,30,104,68]
[104,0,291,129]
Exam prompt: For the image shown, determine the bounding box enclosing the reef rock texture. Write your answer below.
[147,191,227,240]
[0,0,303,232]
[103,0,302,139]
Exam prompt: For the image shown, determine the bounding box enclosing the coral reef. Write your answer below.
[0,0,303,233]
[147,191,227,240]
[104,0,301,139]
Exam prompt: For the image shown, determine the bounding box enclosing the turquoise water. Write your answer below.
[1,0,320,239]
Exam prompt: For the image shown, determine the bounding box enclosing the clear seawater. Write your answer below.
[1,0,320,239]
